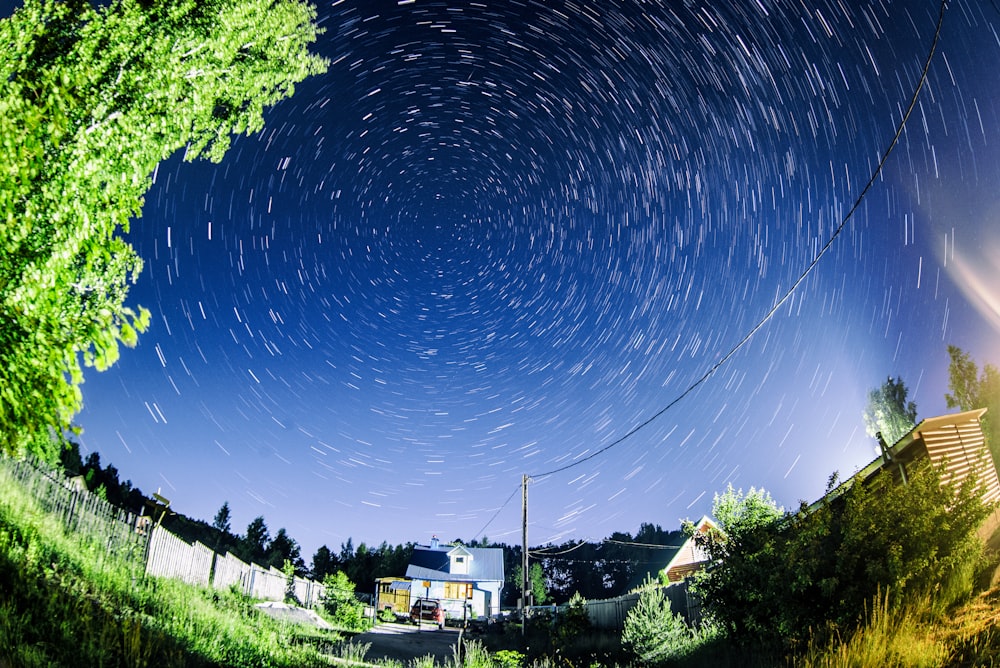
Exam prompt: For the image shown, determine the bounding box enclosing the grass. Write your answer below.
[7,454,1000,668]
[0,463,340,667]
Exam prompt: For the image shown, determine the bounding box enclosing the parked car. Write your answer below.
[410,598,445,629]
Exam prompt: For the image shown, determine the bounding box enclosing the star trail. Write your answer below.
[77,0,1000,556]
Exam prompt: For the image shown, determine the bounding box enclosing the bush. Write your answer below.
[622,584,693,664]
[692,462,990,649]
[553,592,591,651]
[322,571,367,631]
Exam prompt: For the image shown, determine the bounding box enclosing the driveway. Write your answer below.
[349,622,463,665]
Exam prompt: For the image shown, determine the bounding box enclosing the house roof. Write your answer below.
[405,544,504,583]
[662,515,717,583]
[813,408,993,509]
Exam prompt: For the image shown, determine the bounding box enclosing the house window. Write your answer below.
[451,554,469,574]
[445,581,472,600]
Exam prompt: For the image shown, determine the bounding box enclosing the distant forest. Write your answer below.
[57,441,684,606]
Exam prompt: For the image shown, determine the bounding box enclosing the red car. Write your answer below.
[410,598,445,629]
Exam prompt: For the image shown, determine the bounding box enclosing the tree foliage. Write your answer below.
[692,464,989,649]
[512,562,549,606]
[266,527,304,574]
[212,501,232,536]
[322,570,367,631]
[0,0,327,456]
[238,516,270,564]
[310,544,336,580]
[863,375,918,446]
[945,345,999,466]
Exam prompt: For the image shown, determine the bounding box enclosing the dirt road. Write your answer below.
[349,622,463,665]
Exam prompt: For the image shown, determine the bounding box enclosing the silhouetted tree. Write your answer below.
[237,516,270,564]
[863,375,918,446]
[311,545,337,580]
[266,528,304,574]
[213,502,232,535]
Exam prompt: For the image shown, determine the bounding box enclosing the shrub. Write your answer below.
[553,592,591,651]
[283,559,301,605]
[692,462,990,649]
[622,583,693,664]
[493,649,525,668]
[322,571,367,631]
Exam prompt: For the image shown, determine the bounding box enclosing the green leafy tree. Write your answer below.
[945,345,999,467]
[528,562,548,605]
[684,485,784,642]
[282,559,300,605]
[322,571,366,631]
[553,591,591,651]
[513,562,549,606]
[0,0,327,457]
[863,376,918,446]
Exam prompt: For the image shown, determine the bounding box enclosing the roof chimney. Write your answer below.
[876,432,891,464]
[430,535,439,549]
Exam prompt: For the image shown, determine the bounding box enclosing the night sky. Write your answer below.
[73,0,1000,559]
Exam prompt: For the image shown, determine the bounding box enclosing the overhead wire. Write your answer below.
[528,0,948,482]
[470,482,521,543]
[470,0,948,544]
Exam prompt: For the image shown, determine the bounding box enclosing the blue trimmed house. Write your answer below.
[404,538,504,619]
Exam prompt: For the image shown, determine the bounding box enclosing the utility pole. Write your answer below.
[521,473,529,635]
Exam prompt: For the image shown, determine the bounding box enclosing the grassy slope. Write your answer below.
[7,453,1000,668]
[0,465,338,668]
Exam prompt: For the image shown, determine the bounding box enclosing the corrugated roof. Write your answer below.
[812,408,994,509]
[918,408,1000,505]
[405,545,504,582]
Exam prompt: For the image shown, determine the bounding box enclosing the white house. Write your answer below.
[404,537,504,619]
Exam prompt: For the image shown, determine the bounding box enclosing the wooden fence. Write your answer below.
[2,455,325,607]
[2,455,148,574]
[584,580,701,630]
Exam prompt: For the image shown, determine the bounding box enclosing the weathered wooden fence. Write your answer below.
[146,525,214,587]
[2,455,325,607]
[584,580,701,630]
[2,455,148,573]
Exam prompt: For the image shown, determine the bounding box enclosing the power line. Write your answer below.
[529,0,948,482]
[470,482,520,543]
[529,540,590,557]
[603,537,686,550]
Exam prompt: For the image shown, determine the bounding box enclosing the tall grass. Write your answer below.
[0,463,339,667]
[798,539,997,668]
[798,592,948,668]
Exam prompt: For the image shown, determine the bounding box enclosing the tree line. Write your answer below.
[47,438,687,602]
[620,344,1000,664]
[47,343,1000,610]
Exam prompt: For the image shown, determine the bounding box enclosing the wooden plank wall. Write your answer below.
[922,416,1000,505]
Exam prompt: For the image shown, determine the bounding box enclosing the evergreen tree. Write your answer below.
[266,527,304,573]
[212,501,232,536]
[239,516,270,564]
[311,545,336,580]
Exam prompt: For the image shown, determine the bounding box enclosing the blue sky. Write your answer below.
[73,0,1000,560]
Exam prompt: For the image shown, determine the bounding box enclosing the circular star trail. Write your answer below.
[79,0,1000,554]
